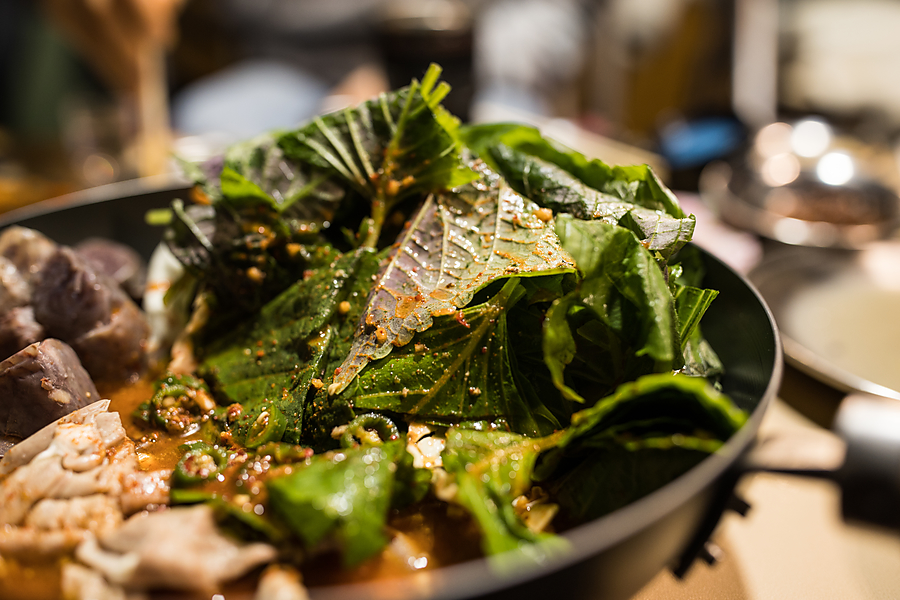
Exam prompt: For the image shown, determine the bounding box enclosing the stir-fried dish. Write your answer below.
[0,65,745,599]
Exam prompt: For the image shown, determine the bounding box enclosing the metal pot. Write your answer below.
[0,175,784,600]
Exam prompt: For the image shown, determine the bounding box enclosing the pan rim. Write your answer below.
[0,181,783,600]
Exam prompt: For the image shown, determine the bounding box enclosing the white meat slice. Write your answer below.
[26,494,122,533]
[254,565,310,600]
[406,423,445,469]
[0,400,109,476]
[0,256,31,313]
[0,526,87,559]
[0,403,131,525]
[118,469,171,515]
[76,505,277,592]
[61,562,143,600]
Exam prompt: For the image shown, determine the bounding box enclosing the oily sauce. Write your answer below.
[0,380,489,599]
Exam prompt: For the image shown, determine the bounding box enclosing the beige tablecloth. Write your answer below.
[632,399,900,600]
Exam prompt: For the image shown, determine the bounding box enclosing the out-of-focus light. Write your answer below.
[761,152,801,187]
[82,153,118,186]
[755,122,792,158]
[773,217,810,245]
[817,152,854,185]
[791,119,831,157]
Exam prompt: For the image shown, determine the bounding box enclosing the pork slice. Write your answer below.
[0,402,119,525]
[0,226,57,286]
[61,562,134,600]
[0,339,100,438]
[0,306,46,359]
[0,400,109,475]
[0,526,88,559]
[254,565,310,600]
[79,505,276,592]
[25,494,123,533]
[118,469,171,515]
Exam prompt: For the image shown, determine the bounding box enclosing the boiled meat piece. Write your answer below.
[75,237,147,301]
[118,469,171,515]
[32,247,119,341]
[26,494,123,532]
[254,565,310,600]
[0,226,57,287]
[61,562,136,600]
[0,305,45,359]
[70,300,151,383]
[0,401,173,562]
[0,256,31,311]
[76,505,277,592]
[0,338,100,438]
[32,247,149,383]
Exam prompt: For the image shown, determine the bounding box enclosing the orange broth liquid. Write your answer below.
[0,380,485,599]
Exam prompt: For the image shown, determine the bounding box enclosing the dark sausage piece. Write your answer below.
[0,226,57,287]
[32,247,116,341]
[0,256,31,313]
[32,247,149,383]
[0,306,45,359]
[75,237,147,300]
[0,339,100,438]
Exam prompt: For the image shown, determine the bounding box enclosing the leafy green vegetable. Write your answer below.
[157,65,749,576]
[440,428,567,567]
[345,278,561,437]
[328,169,577,396]
[267,440,406,566]
[545,216,680,402]
[483,143,694,260]
[199,248,369,442]
[459,123,686,220]
[278,64,477,247]
[534,373,744,521]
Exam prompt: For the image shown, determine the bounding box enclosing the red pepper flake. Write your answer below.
[455,311,470,328]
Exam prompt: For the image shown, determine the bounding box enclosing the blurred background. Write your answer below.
[4,2,900,597]
[3,0,900,209]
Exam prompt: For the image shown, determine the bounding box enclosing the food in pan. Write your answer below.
[0,65,745,599]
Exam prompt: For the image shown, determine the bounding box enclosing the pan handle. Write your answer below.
[675,392,900,577]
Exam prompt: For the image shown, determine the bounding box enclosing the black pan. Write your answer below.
[0,176,783,600]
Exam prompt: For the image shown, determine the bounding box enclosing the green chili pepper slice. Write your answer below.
[244,405,287,449]
[172,443,228,487]
[340,413,400,448]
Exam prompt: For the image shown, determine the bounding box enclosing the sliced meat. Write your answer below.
[0,400,109,475]
[0,402,126,526]
[61,562,137,600]
[0,226,57,286]
[76,505,277,592]
[32,247,118,341]
[0,526,88,559]
[26,494,122,532]
[70,300,150,383]
[32,247,149,383]
[75,238,147,300]
[0,306,45,359]
[254,565,310,600]
[119,469,171,515]
[0,339,100,438]
[0,256,31,312]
